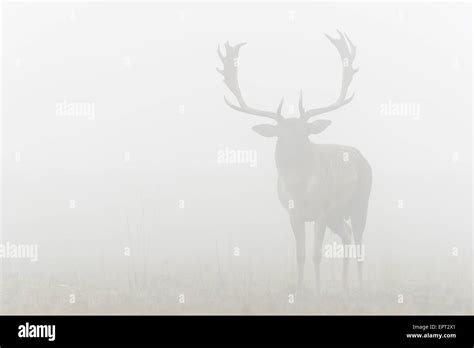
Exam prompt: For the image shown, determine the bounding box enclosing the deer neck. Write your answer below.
[275,138,318,193]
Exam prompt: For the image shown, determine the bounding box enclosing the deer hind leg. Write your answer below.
[290,216,305,295]
[313,219,326,295]
[351,210,367,290]
[328,217,351,293]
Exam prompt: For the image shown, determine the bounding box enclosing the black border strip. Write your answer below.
[0,315,472,346]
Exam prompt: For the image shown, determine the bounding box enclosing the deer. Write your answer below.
[217,31,372,297]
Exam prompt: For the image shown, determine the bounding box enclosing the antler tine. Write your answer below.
[300,31,358,122]
[218,42,284,122]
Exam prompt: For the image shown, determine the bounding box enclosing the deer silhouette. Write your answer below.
[217,32,372,296]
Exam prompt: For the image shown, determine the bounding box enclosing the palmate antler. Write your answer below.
[299,31,358,122]
[218,31,357,123]
[217,41,284,122]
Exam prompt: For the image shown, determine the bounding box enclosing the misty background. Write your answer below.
[1,2,472,313]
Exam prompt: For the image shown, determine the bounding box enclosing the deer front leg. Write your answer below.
[340,226,351,293]
[328,218,351,293]
[290,216,305,295]
[313,219,326,295]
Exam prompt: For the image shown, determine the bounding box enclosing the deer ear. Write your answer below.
[308,119,332,135]
[252,124,279,137]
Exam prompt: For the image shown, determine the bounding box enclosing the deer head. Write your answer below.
[217,31,358,148]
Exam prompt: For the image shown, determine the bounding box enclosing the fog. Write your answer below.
[1,1,472,314]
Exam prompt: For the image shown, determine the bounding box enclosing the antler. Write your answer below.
[299,31,358,121]
[217,41,284,122]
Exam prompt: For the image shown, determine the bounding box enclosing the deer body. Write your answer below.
[218,31,372,295]
[276,140,371,293]
[276,143,371,223]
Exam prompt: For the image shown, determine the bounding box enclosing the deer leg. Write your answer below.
[341,222,352,293]
[351,208,367,290]
[290,216,305,294]
[313,219,326,295]
[352,226,364,290]
[328,218,350,293]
